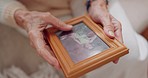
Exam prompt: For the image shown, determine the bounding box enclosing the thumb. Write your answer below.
[47,15,72,31]
[101,16,115,38]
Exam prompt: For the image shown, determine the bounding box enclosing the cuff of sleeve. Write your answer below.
[2,1,27,27]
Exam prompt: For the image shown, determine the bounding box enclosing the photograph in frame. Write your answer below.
[56,22,109,63]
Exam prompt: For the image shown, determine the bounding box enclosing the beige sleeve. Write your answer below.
[0,0,28,36]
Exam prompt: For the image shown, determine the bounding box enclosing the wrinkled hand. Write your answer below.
[89,0,123,64]
[14,10,72,69]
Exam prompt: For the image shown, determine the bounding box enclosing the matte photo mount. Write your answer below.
[45,15,129,78]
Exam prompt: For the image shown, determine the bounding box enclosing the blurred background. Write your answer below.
[0,0,148,77]
[120,0,148,40]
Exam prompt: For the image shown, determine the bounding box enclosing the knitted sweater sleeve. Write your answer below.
[0,0,27,27]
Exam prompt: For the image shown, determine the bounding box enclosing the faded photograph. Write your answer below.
[56,22,109,63]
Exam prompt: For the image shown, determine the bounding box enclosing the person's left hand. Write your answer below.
[88,0,123,64]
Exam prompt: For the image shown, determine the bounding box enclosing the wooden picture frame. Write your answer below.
[45,15,129,78]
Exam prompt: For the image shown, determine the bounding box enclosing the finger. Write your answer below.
[28,30,60,70]
[43,13,72,31]
[39,45,61,70]
[110,15,123,43]
[113,59,119,64]
[109,15,123,64]
[115,27,123,43]
[98,14,115,38]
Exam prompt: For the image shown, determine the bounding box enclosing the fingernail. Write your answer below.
[108,31,115,37]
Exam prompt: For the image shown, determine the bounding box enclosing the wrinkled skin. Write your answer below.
[15,10,72,70]
[14,0,122,69]
[89,0,123,64]
[89,0,123,42]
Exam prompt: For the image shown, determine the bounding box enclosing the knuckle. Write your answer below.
[28,30,35,35]
[53,19,66,28]
[36,44,48,54]
[45,12,51,15]
[119,26,122,31]
[117,21,122,30]
[30,42,36,48]
[31,42,46,56]
[28,30,38,37]
[42,12,51,18]
[37,49,44,55]
[58,21,66,26]
[117,21,122,26]
[104,25,114,30]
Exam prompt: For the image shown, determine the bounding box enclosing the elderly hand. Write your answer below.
[89,0,123,64]
[14,10,72,70]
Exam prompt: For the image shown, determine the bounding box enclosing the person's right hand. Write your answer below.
[14,10,72,70]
